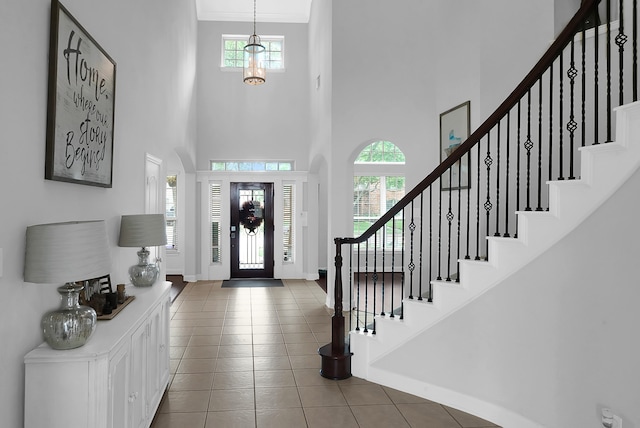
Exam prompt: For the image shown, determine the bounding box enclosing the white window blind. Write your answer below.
[210,183,222,263]
[282,184,294,262]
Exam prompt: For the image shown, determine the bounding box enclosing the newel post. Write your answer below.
[318,238,352,379]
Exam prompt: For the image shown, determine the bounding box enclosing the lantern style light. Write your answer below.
[244,0,265,85]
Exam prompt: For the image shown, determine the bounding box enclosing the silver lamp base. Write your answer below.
[129,247,160,287]
[42,283,97,350]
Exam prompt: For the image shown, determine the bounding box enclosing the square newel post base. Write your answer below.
[318,343,352,380]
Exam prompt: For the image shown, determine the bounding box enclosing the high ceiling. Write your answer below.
[196,0,313,23]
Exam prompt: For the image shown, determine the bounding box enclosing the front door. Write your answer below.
[230,182,274,278]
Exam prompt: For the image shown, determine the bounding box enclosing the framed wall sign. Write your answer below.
[45,0,116,187]
[440,101,470,191]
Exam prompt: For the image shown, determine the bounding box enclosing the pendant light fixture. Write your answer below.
[244,0,266,85]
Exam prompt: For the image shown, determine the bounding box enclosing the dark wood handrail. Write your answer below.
[339,0,600,246]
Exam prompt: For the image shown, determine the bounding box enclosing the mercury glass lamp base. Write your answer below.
[42,283,97,350]
[129,247,160,287]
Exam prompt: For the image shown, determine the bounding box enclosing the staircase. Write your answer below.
[321,0,640,426]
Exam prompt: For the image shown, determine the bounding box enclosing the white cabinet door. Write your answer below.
[108,342,131,428]
[129,322,147,428]
[146,304,162,410]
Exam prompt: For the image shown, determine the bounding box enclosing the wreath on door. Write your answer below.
[239,200,263,234]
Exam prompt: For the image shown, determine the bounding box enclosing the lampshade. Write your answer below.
[24,220,111,284]
[118,214,167,247]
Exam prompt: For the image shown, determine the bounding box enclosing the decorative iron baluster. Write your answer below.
[349,245,353,332]
[548,62,554,187]
[465,150,472,259]
[372,234,377,335]
[504,112,511,238]
[568,39,578,179]
[525,90,534,211]
[537,77,544,212]
[419,192,425,298]
[400,208,405,320]
[446,168,453,281]
[616,0,628,106]
[494,121,501,236]
[363,239,369,334]
[409,201,416,296]
[606,0,612,142]
[456,154,462,282]
[380,229,386,316]
[484,134,493,259]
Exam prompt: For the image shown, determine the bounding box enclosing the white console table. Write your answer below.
[24,281,171,428]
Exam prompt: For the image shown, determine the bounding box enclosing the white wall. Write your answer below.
[380,166,640,428]
[0,0,197,426]
[196,21,310,171]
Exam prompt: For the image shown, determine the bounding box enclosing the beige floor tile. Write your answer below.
[298,384,347,407]
[283,332,319,343]
[215,357,254,372]
[277,316,307,325]
[204,410,255,428]
[170,373,214,391]
[255,386,302,409]
[188,335,222,346]
[176,358,217,374]
[169,336,190,346]
[170,327,194,337]
[253,333,285,344]
[383,386,432,404]
[251,324,282,334]
[294,368,337,387]
[217,344,253,358]
[351,404,411,427]
[220,334,253,345]
[193,326,223,335]
[222,324,253,335]
[397,403,463,428]
[303,406,359,428]
[253,369,296,387]
[158,390,211,413]
[223,318,253,326]
[213,371,255,389]
[340,384,393,406]
[169,346,186,359]
[444,406,500,427]
[151,411,207,428]
[286,342,320,356]
[253,356,292,371]
[253,343,288,357]
[209,388,255,411]
[280,324,311,333]
[255,408,306,428]
[183,345,219,359]
[289,354,321,369]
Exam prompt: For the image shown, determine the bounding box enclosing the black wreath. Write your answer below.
[239,200,263,233]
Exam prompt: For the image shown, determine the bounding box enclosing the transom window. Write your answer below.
[210,161,293,172]
[222,35,285,70]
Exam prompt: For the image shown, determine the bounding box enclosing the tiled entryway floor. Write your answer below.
[151,279,500,428]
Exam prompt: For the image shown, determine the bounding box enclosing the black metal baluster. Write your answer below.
[419,193,425,298]
[485,134,493,259]
[363,239,369,333]
[515,101,521,239]
[606,0,612,142]
[349,245,353,333]
[400,208,405,320]
[525,90,534,211]
[355,243,361,331]
[465,150,471,259]
[568,39,578,179]
[446,168,453,281]
[475,140,482,260]
[559,52,565,180]
[548,62,554,188]
[456,153,462,282]
[616,0,628,107]
[537,77,544,212]
[580,27,600,147]
[494,121,501,236]
[390,217,395,318]
[372,234,377,334]
[437,179,443,279]
[504,112,511,238]
[380,231,385,316]
[634,0,638,101]
[428,187,433,302]
[409,201,416,296]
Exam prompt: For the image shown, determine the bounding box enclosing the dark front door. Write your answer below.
[230,182,274,278]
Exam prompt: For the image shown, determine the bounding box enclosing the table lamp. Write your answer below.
[24,220,111,350]
[118,214,167,287]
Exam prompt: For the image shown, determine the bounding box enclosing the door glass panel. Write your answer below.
[238,189,265,270]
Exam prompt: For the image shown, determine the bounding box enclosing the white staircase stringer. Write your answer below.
[351,101,640,377]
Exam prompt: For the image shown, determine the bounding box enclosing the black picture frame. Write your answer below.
[45,0,116,187]
[440,101,471,191]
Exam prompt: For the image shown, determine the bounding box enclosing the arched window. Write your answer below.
[353,141,405,247]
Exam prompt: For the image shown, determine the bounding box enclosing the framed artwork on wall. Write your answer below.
[45,0,116,187]
[440,101,470,191]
